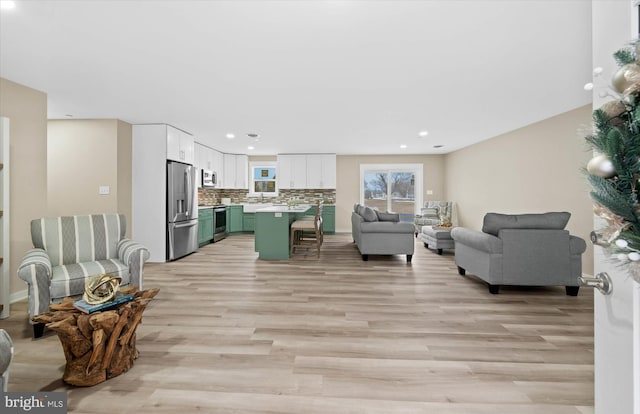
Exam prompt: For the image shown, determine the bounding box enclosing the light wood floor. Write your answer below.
[1,233,594,414]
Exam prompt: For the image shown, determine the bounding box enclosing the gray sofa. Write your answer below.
[451,212,587,295]
[352,204,415,262]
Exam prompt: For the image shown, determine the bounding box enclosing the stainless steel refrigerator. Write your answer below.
[167,160,198,261]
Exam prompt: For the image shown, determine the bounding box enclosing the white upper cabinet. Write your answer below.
[278,154,307,189]
[306,154,336,189]
[213,150,224,186]
[222,153,248,189]
[167,126,194,164]
[235,154,248,190]
[278,154,336,189]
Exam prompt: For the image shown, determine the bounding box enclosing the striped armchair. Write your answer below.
[18,214,150,338]
[414,201,455,235]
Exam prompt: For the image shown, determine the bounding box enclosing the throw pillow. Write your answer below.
[362,206,379,222]
[420,207,439,218]
[376,211,399,222]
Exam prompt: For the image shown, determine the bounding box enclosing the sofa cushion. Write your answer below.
[482,212,571,236]
[361,206,378,222]
[360,221,415,234]
[375,211,399,222]
[50,259,130,300]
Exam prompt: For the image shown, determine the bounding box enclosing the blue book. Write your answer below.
[73,292,135,314]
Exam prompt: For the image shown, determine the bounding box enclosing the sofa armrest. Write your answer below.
[569,235,587,255]
[17,249,53,320]
[451,227,502,254]
[117,239,150,289]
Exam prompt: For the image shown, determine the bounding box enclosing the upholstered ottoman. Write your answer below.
[419,226,454,255]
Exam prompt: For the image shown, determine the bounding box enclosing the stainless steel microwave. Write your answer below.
[202,169,216,187]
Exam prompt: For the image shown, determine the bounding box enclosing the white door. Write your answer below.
[591,2,640,413]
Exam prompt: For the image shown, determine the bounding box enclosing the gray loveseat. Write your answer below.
[352,204,415,262]
[451,212,586,295]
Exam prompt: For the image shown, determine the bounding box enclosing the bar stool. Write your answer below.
[290,201,323,257]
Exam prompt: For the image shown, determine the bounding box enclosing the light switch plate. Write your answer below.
[426,190,433,195]
[99,186,110,195]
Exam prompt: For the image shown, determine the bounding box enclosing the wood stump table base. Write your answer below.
[32,287,159,387]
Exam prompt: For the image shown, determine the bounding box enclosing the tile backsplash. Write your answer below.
[198,188,336,206]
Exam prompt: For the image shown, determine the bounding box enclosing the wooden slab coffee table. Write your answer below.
[32,286,159,386]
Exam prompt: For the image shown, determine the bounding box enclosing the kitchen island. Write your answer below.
[254,204,311,259]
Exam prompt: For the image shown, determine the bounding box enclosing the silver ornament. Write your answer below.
[587,154,616,178]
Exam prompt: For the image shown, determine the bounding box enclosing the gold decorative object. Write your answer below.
[599,101,627,126]
[83,274,122,305]
[612,63,640,94]
[592,203,631,246]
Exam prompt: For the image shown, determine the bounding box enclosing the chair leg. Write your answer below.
[457,266,466,276]
[488,284,500,294]
[290,228,297,255]
[33,323,45,339]
[407,254,412,263]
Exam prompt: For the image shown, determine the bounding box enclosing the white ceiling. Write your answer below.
[0,0,593,155]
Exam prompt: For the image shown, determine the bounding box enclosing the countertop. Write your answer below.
[254,204,312,213]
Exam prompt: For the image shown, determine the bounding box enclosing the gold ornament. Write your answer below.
[587,154,616,178]
[612,63,640,94]
[592,203,631,246]
[599,101,626,126]
[83,274,122,305]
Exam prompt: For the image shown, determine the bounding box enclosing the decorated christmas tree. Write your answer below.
[586,40,640,283]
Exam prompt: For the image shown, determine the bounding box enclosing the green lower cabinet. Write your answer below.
[243,213,255,232]
[254,211,296,259]
[227,206,244,233]
[198,208,214,246]
[322,205,335,234]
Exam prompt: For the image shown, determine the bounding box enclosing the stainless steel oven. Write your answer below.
[213,206,227,242]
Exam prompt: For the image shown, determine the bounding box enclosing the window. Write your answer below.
[249,161,278,197]
[360,164,423,221]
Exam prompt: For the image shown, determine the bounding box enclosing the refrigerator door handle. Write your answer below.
[174,221,197,229]
[184,168,190,217]
[187,166,195,219]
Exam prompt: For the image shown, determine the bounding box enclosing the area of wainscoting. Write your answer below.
[198,188,336,206]
[2,233,594,414]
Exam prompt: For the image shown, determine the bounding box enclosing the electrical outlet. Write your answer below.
[427,190,433,195]
[99,186,110,195]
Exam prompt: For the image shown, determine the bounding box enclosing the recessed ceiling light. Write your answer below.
[433,145,443,148]
[0,1,16,10]
[400,144,407,149]
[248,146,255,150]
[226,133,235,139]
[418,131,429,137]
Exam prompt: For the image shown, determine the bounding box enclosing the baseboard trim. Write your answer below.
[10,289,27,304]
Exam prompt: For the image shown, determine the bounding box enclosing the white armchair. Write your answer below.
[414,201,455,235]
[0,329,13,392]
